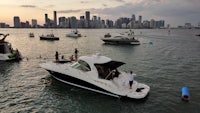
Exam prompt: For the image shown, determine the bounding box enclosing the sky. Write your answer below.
[0,0,200,27]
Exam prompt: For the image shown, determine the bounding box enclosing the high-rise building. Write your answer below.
[14,16,21,28]
[86,11,90,21]
[69,16,77,28]
[32,19,37,28]
[132,14,135,21]
[80,16,84,20]
[59,17,66,28]
[85,11,90,28]
[155,20,165,28]
[54,11,57,27]
[139,15,142,23]
[150,19,156,28]
[45,14,48,27]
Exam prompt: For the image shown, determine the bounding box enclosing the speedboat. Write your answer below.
[40,53,150,99]
[29,33,34,37]
[104,33,111,38]
[66,29,81,38]
[40,34,59,40]
[0,33,22,61]
[101,30,140,45]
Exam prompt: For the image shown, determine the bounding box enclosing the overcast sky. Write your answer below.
[0,0,200,27]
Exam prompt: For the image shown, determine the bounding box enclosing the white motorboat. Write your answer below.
[0,33,22,61]
[66,29,81,38]
[40,53,150,99]
[101,30,140,45]
[40,34,59,40]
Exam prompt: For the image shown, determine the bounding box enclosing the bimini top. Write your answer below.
[79,53,112,64]
[78,53,125,70]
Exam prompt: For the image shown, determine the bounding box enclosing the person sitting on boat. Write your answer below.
[69,55,74,61]
[61,55,65,59]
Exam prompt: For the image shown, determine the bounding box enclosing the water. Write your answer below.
[0,28,200,113]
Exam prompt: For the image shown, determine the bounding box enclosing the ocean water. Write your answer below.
[0,28,200,113]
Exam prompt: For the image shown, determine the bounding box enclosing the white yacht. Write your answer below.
[40,53,150,99]
[101,30,140,45]
[0,33,22,61]
[66,29,81,38]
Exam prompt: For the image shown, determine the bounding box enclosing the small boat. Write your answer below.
[181,86,190,101]
[0,33,22,61]
[101,30,140,45]
[195,34,200,36]
[66,29,81,38]
[29,33,34,37]
[39,34,59,40]
[104,33,111,38]
[40,53,150,99]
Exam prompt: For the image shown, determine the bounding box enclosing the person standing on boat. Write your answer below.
[129,71,136,89]
[55,51,59,61]
[74,48,79,61]
[129,29,134,35]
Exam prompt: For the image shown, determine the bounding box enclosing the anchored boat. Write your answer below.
[40,53,150,99]
[0,33,22,61]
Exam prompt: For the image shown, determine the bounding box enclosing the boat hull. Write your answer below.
[40,37,59,40]
[0,51,22,61]
[47,70,120,98]
[102,39,140,45]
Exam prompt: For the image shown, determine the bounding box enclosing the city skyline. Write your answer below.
[0,0,200,27]
[10,11,165,29]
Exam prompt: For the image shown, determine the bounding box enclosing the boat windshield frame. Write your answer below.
[71,60,91,72]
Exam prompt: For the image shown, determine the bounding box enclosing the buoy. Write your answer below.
[181,86,190,101]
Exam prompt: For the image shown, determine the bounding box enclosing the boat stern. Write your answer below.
[126,83,150,99]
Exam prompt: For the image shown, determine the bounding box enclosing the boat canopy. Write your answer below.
[94,61,125,79]
[94,61,125,70]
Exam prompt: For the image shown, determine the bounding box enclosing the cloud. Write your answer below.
[80,1,90,4]
[49,0,199,27]
[102,4,107,7]
[20,5,36,8]
[57,9,81,13]
[114,0,126,3]
[46,5,55,8]
[84,0,200,26]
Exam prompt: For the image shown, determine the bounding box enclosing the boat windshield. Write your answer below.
[94,61,125,80]
[71,60,91,72]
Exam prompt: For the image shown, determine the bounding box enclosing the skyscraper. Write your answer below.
[132,14,135,21]
[85,11,90,28]
[32,19,37,28]
[139,15,142,23]
[54,11,57,27]
[86,11,90,21]
[14,16,21,28]
[45,14,48,27]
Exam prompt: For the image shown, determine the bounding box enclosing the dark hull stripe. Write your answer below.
[47,70,120,98]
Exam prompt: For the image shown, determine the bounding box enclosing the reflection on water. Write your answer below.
[0,28,200,113]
